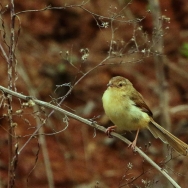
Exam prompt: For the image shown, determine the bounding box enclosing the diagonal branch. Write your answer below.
[0,85,181,188]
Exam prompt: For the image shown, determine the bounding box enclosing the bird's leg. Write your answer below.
[128,128,140,150]
[106,125,117,138]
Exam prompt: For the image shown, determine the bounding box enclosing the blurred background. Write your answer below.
[0,0,188,187]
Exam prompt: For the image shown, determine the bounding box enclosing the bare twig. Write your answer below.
[14,2,146,24]
[0,43,9,62]
[7,0,16,187]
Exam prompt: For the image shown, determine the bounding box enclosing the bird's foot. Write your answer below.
[106,125,117,138]
[128,129,139,151]
[128,140,137,150]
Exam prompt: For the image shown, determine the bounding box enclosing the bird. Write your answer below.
[102,76,188,156]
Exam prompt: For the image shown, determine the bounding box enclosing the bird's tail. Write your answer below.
[147,118,188,156]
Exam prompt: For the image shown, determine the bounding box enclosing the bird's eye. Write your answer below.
[119,83,123,87]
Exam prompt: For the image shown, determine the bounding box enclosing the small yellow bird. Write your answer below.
[102,76,188,156]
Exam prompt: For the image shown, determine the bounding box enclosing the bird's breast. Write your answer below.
[102,88,150,132]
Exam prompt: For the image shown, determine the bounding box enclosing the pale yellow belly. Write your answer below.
[102,90,150,133]
[107,104,149,132]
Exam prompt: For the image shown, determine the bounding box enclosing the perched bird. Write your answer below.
[102,76,188,156]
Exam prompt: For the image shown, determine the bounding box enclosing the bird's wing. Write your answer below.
[130,90,153,117]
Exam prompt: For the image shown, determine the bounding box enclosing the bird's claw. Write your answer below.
[106,127,116,138]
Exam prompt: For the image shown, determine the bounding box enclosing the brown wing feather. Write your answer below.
[130,88,153,117]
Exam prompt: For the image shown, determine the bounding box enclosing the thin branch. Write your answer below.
[14,5,53,16]
[0,85,182,188]
[0,43,9,62]
[14,3,146,24]
[7,0,16,187]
